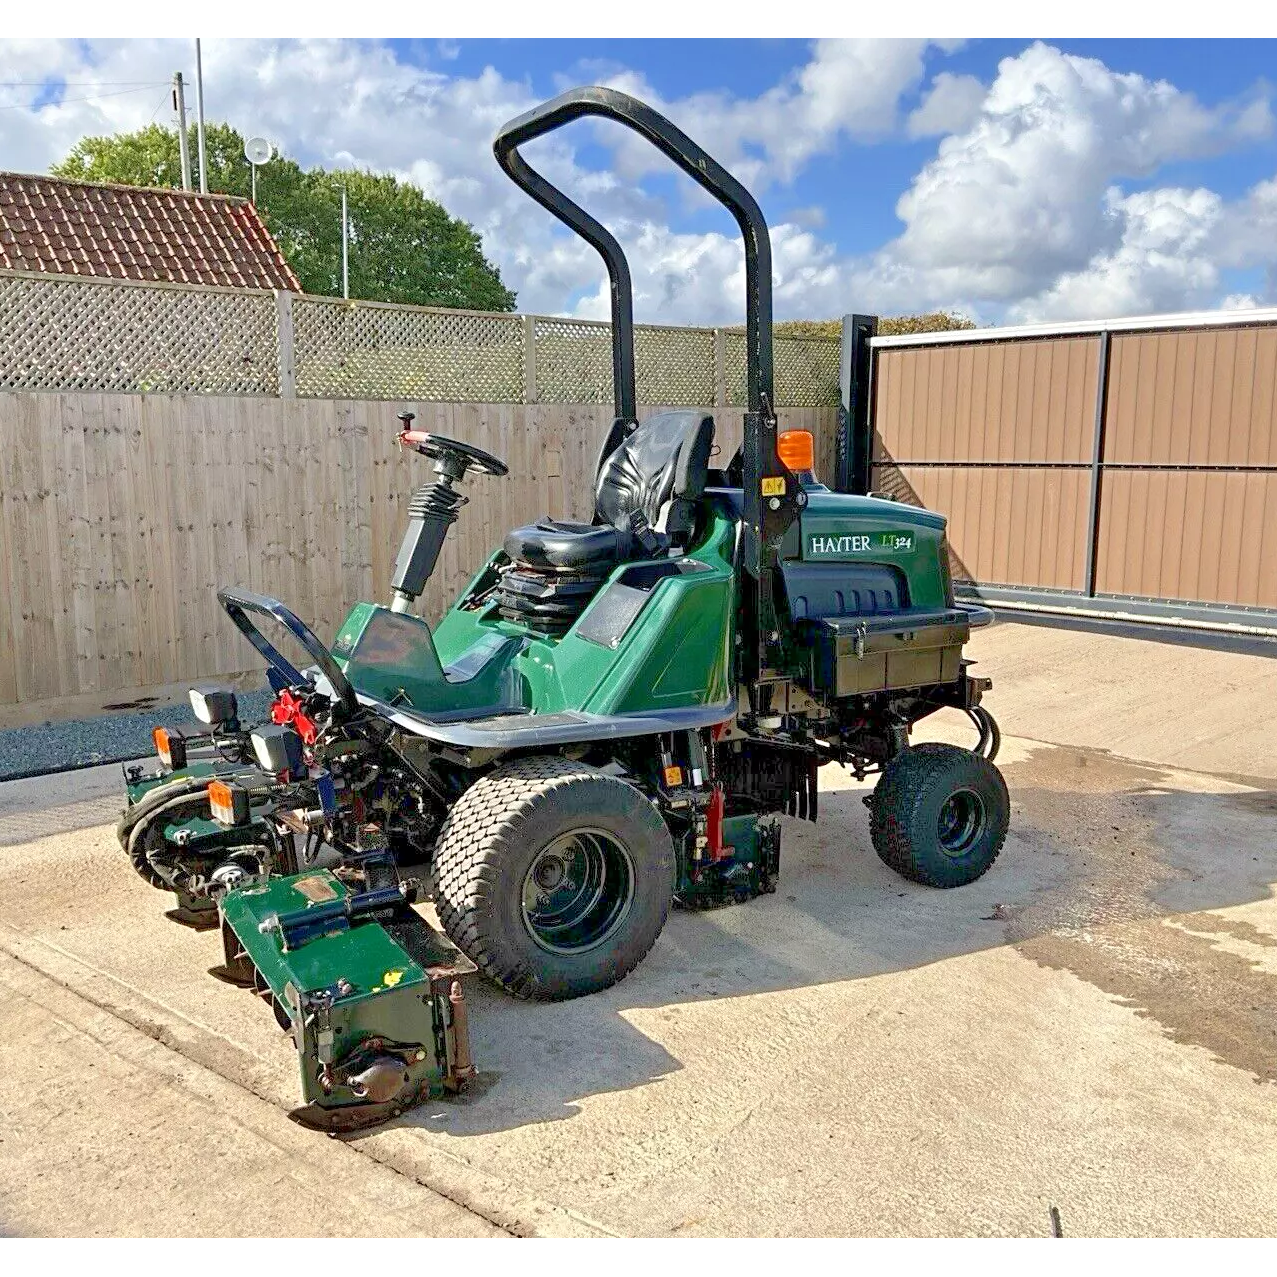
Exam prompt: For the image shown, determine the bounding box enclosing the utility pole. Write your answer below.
[195,38,208,194]
[341,184,350,300]
[172,72,192,191]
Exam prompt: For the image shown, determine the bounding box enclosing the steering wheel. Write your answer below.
[397,412,508,478]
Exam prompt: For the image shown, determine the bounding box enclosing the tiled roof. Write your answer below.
[0,171,301,292]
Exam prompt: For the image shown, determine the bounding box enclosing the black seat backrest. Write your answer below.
[594,411,714,541]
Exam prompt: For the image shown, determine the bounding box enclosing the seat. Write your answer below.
[503,519,631,573]
[499,411,715,633]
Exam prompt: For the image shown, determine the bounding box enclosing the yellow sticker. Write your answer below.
[383,969,404,988]
[760,476,785,497]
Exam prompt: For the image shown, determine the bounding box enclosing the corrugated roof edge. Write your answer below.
[870,305,1277,349]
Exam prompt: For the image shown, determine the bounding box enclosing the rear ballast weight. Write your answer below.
[119,84,1009,1129]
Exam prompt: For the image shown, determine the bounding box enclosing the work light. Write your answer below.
[251,724,304,778]
[190,684,239,727]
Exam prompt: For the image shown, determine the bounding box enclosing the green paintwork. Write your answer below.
[221,872,424,1003]
[322,486,955,731]
[221,870,443,1107]
[123,760,225,808]
[331,507,738,722]
[796,489,951,611]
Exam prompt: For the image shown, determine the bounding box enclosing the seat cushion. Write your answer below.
[503,519,632,573]
[595,411,714,538]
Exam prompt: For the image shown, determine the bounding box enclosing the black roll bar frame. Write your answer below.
[493,86,803,607]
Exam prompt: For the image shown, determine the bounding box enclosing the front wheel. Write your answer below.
[869,743,1009,888]
[430,757,675,1000]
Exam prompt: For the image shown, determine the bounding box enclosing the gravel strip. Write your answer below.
[0,689,275,782]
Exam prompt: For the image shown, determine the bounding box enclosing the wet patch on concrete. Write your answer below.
[1019,921,1277,1084]
[1175,912,1277,950]
[997,744,1277,1085]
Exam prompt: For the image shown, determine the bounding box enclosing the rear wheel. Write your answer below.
[431,756,675,1000]
[869,743,1009,888]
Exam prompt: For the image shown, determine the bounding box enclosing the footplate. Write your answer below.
[217,869,477,1130]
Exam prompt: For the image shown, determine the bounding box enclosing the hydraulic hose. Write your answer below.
[966,705,1002,762]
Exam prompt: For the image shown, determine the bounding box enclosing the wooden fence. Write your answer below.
[0,392,836,727]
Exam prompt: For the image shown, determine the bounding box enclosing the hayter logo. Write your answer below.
[811,534,871,554]
[806,530,915,558]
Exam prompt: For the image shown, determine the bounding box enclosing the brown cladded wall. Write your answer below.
[870,320,1277,611]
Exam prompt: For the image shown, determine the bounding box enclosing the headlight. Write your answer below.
[250,724,304,778]
[190,685,238,727]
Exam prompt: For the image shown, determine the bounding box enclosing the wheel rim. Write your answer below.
[937,788,986,857]
[520,829,635,955]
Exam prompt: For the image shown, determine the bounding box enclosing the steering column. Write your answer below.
[389,411,509,613]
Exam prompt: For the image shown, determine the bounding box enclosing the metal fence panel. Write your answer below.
[870,316,1277,627]
[1104,326,1277,466]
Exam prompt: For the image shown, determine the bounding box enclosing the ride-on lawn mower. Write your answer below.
[119,87,1008,1130]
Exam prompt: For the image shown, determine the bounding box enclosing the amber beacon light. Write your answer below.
[777,429,815,474]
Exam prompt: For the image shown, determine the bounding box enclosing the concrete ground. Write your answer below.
[2,620,1276,1238]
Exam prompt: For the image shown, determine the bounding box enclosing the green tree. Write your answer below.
[52,122,516,311]
[877,312,976,337]
[774,313,977,340]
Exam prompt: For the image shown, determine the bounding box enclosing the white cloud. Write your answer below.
[906,72,985,138]
[1009,186,1225,321]
[1,37,1276,327]
[588,39,944,195]
[846,41,1275,320]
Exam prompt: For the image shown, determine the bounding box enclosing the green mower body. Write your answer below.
[118,85,1009,1130]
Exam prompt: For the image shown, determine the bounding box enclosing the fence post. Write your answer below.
[837,313,877,494]
[714,328,727,407]
[275,291,296,398]
[1083,330,1112,597]
[523,314,538,404]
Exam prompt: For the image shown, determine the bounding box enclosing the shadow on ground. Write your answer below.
[360,742,1277,1139]
[3,739,1275,1143]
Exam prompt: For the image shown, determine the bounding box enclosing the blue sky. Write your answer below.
[3,38,1276,324]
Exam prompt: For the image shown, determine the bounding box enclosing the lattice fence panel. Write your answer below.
[0,271,278,394]
[636,325,716,406]
[535,319,718,406]
[723,332,839,407]
[723,331,748,406]
[293,297,525,401]
[776,336,840,407]
[534,318,613,404]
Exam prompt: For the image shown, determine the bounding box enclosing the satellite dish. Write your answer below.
[244,137,274,165]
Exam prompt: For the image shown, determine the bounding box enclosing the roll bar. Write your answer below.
[218,587,358,718]
[493,85,774,424]
[493,86,801,592]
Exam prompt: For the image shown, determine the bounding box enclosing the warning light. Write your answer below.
[778,429,815,473]
[152,726,186,770]
[208,780,250,827]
